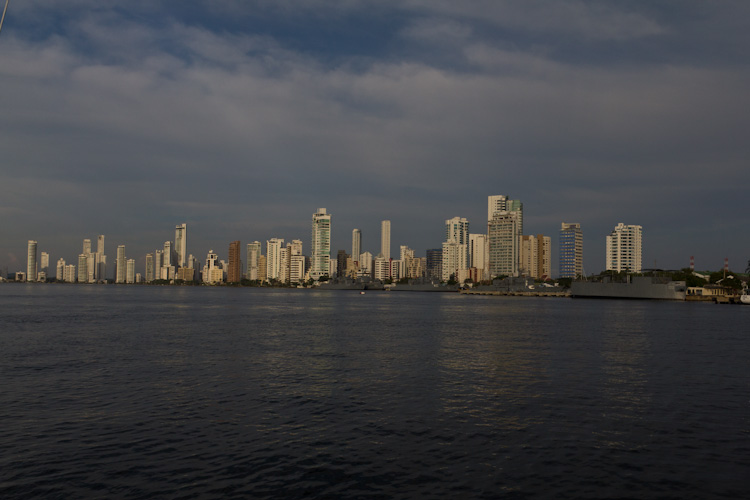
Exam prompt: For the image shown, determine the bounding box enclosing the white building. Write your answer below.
[56,258,66,281]
[116,245,126,284]
[77,254,89,283]
[266,238,285,281]
[126,259,136,284]
[202,250,224,284]
[145,253,155,282]
[469,233,488,280]
[606,223,642,273]
[442,217,469,281]
[381,220,391,260]
[246,241,262,280]
[352,229,361,267]
[310,208,331,280]
[488,211,521,278]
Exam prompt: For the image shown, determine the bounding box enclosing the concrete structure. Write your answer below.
[426,248,442,281]
[352,229,361,268]
[520,234,552,279]
[96,235,106,282]
[202,250,223,284]
[27,240,37,282]
[126,259,136,284]
[488,211,521,278]
[174,223,187,268]
[77,254,88,283]
[145,253,155,282]
[56,258,65,281]
[559,223,583,279]
[116,245,126,283]
[606,223,642,273]
[381,220,391,260]
[469,233,488,281]
[228,240,242,283]
[310,208,331,280]
[442,217,469,281]
[41,252,49,276]
[246,241,262,280]
[266,238,284,281]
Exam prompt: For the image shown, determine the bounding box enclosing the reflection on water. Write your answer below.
[1,285,749,499]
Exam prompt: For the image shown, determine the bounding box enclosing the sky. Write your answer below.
[1,1,749,277]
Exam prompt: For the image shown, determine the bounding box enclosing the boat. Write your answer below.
[571,276,687,300]
[741,290,750,304]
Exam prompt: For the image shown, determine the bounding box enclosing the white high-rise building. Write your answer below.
[163,241,173,268]
[145,253,155,282]
[266,238,285,281]
[96,235,106,282]
[175,223,187,268]
[56,258,66,281]
[606,223,642,273]
[559,223,583,279]
[469,234,488,278]
[442,217,469,281]
[41,252,49,275]
[359,251,373,277]
[352,229,361,266]
[83,239,92,255]
[380,220,391,260]
[78,254,89,283]
[310,208,331,280]
[126,259,136,284]
[116,245,126,284]
[27,240,38,282]
[246,241,262,280]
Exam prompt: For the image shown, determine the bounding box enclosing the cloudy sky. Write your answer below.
[1,1,749,276]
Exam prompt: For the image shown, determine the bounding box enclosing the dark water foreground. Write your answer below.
[1,284,748,499]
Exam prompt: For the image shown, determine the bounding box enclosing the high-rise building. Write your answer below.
[266,238,285,281]
[116,245,126,284]
[83,239,92,255]
[41,252,49,275]
[336,250,349,278]
[520,234,551,279]
[246,241,262,280]
[56,258,66,281]
[126,259,136,284]
[606,223,642,273]
[469,234,488,280]
[426,249,443,281]
[163,241,173,268]
[145,253,155,282]
[202,250,223,284]
[27,240,37,282]
[77,254,89,283]
[559,223,583,279]
[311,208,331,280]
[352,229,361,266]
[380,220,391,260]
[96,235,106,282]
[442,217,469,281]
[175,223,187,268]
[488,195,523,234]
[257,255,267,282]
[228,241,242,283]
[488,211,521,278]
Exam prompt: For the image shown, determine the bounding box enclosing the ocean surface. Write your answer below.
[1,284,748,499]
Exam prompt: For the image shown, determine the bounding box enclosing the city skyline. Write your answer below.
[1,3,749,274]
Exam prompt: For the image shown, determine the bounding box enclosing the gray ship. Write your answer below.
[571,276,686,300]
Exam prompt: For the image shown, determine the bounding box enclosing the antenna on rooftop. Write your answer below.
[0,0,10,36]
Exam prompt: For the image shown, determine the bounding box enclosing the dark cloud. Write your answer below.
[1,1,749,276]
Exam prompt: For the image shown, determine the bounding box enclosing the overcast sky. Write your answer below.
[1,1,749,276]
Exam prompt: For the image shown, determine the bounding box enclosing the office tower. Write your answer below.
[26,240,37,282]
[87,253,96,283]
[154,250,163,278]
[56,258,65,281]
[488,211,521,278]
[175,223,187,268]
[246,241,262,280]
[40,252,49,274]
[266,238,285,281]
[278,245,290,283]
[426,249,442,281]
[606,223,642,273]
[83,238,92,255]
[399,246,414,279]
[380,220,391,260]
[488,195,523,233]
[145,253,155,282]
[310,208,331,280]
[126,259,135,284]
[352,229,361,267]
[163,241,172,267]
[442,217,469,282]
[228,241,241,283]
[64,264,76,283]
[469,234,488,280]
[116,245,126,283]
[559,223,583,279]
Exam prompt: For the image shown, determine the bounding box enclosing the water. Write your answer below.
[1,284,749,499]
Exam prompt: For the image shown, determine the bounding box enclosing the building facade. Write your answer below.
[606,223,642,273]
[310,208,331,280]
[559,222,583,279]
[228,240,242,283]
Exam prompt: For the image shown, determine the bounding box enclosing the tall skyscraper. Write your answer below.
[163,241,173,268]
[145,253,155,282]
[82,238,92,255]
[606,223,642,273]
[96,235,106,282]
[266,238,285,280]
[488,211,521,278]
[310,208,331,280]
[469,234,488,280]
[228,240,242,283]
[426,248,443,281]
[126,259,136,284]
[77,254,88,283]
[27,240,37,282]
[116,245,126,284]
[246,241,262,280]
[174,223,187,268]
[559,223,583,279]
[520,234,551,279]
[442,217,469,281]
[352,229,361,266]
[41,252,49,275]
[380,220,391,260]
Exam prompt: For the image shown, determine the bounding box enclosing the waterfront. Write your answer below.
[1,285,749,498]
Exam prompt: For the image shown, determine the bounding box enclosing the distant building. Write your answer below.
[145,253,155,282]
[520,234,551,279]
[56,258,65,281]
[228,240,242,283]
[41,252,49,276]
[469,234,488,281]
[426,249,442,281]
[310,208,331,280]
[203,250,223,284]
[116,245,126,283]
[352,229,361,268]
[559,223,583,279]
[77,254,88,283]
[381,220,391,260]
[27,240,37,282]
[126,259,136,284]
[606,223,642,273]
[442,217,469,281]
[246,241,262,280]
[175,223,187,268]
[488,211,521,278]
[266,238,284,281]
